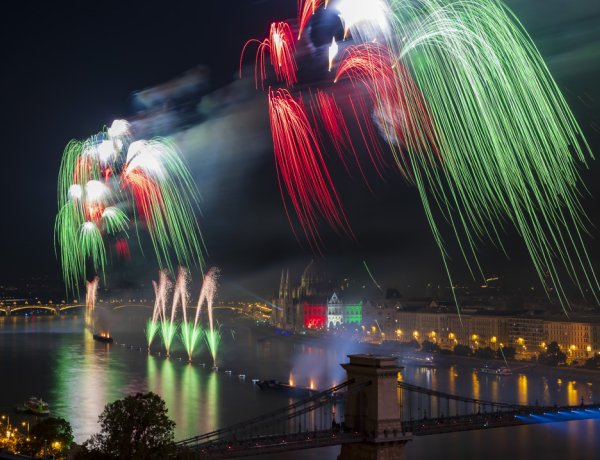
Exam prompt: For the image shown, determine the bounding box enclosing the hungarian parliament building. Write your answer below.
[272,260,362,330]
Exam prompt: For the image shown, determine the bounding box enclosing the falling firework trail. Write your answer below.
[381,0,599,312]
[269,88,354,250]
[363,260,383,292]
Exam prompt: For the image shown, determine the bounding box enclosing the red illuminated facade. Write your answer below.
[303,302,327,329]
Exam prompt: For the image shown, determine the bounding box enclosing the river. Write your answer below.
[1,309,600,459]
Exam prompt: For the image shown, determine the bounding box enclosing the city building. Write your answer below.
[327,293,343,328]
[273,261,363,330]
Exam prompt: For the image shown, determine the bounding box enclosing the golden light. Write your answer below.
[413,331,419,338]
[491,336,497,343]
[448,332,455,340]
[471,334,478,341]
[396,329,403,337]
[587,345,592,352]
[371,326,377,333]
[517,337,525,346]
[570,344,576,351]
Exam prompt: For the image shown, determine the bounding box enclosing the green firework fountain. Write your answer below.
[160,320,179,357]
[195,267,221,366]
[204,328,222,367]
[146,318,160,349]
[180,322,203,361]
[146,271,170,349]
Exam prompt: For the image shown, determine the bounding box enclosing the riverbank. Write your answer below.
[249,317,600,382]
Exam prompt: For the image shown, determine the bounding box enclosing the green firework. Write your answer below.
[101,207,129,235]
[160,319,179,356]
[124,138,205,275]
[80,222,106,279]
[204,328,222,367]
[146,318,160,348]
[382,0,598,313]
[180,322,203,361]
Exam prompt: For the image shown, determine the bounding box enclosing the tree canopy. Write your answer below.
[19,417,73,459]
[78,392,176,460]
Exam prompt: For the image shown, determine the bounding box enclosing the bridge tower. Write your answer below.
[339,354,411,460]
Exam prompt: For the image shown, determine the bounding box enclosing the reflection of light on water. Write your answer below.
[289,372,295,387]
[471,371,480,400]
[448,366,456,396]
[179,364,199,436]
[53,329,115,441]
[204,372,219,432]
[490,378,499,402]
[567,381,578,406]
[541,377,551,405]
[518,374,528,405]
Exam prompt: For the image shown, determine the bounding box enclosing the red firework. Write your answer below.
[311,89,375,186]
[115,239,131,260]
[335,43,438,179]
[268,88,353,249]
[121,167,163,229]
[297,0,326,39]
[241,22,297,90]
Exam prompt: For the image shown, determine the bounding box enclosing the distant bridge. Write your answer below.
[0,302,248,316]
[176,355,600,460]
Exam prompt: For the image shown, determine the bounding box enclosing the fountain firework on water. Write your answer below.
[146,266,221,363]
[85,276,99,329]
[146,270,170,348]
[197,267,221,366]
[160,268,189,357]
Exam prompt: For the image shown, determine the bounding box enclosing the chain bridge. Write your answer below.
[175,355,600,460]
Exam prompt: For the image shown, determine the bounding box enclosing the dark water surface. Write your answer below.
[1,310,600,459]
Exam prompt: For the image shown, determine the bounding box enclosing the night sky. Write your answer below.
[1,1,599,300]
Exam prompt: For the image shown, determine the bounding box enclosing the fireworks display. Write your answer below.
[146,267,221,364]
[239,0,598,312]
[55,121,204,294]
[85,276,99,328]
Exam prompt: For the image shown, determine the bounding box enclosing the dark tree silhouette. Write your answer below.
[24,417,73,459]
[78,392,175,460]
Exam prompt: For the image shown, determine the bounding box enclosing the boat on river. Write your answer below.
[400,352,436,367]
[255,379,316,397]
[15,396,50,415]
[478,365,512,376]
[93,332,114,343]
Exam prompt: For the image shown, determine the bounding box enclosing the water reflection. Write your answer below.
[518,374,529,405]
[567,381,578,406]
[52,329,125,440]
[3,313,600,459]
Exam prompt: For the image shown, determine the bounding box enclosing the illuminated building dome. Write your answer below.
[299,260,327,298]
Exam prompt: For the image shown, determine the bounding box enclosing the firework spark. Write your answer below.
[241,22,297,89]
